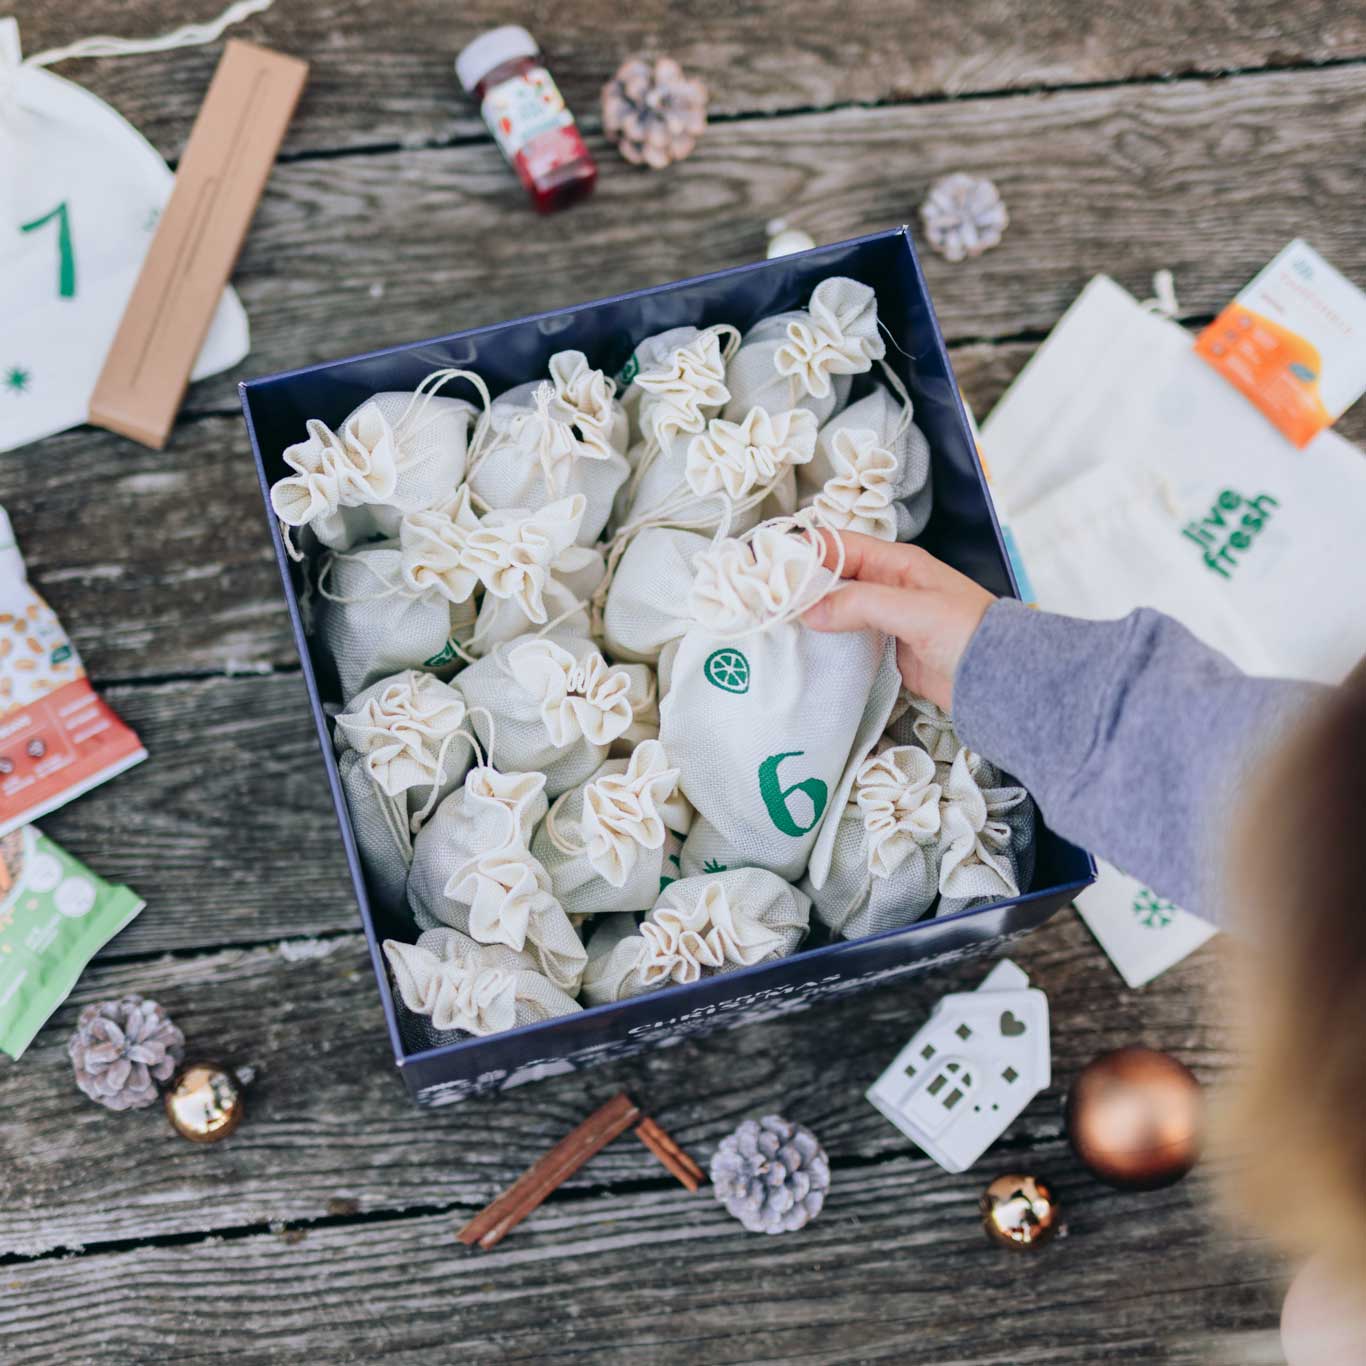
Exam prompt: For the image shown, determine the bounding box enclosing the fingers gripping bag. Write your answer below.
[531,739,694,919]
[406,750,587,992]
[802,742,944,940]
[600,527,711,665]
[797,381,934,542]
[468,351,629,546]
[313,539,478,699]
[660,520,902,883]
[580,868,810,1006]
[270,368,488,556]
[383,927,580,1049]
[456,632,637,798]
[333,671,475,915]
[723,277,886,426]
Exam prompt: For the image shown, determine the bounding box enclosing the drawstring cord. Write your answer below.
[25,0,272,67]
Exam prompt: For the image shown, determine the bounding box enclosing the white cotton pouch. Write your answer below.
[660,522,902,883]
[334,672,475,915]
[580,868,810,1006]
[406,766,587,993]
[531,740,694,920]
[601,527,711,665]
[456,632,637,798]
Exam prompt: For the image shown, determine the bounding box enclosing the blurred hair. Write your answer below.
[1217,662,1366,1275]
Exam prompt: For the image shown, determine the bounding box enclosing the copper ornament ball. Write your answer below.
[981,1173,1060,1249]
[1067,1047,1202,1189]
[164,1061,244,1143]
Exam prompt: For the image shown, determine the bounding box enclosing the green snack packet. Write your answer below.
[0,826,144,1060]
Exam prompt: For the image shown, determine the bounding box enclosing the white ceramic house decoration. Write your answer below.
[866,959,1050,1174]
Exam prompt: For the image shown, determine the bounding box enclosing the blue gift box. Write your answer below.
[240,226,1095,1107]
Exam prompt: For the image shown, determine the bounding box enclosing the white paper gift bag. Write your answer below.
[383,927,580,1045]
[580,868,810,1006]
[333,671,475,914]
[0,16,248,453]
[797,383,933,542]
[469,351,629,545]
[723,277,886,425]
[456,632,637,797]
[531,740,694,919]
[271,375,483,553]
[406,765,587,992]
[659,521,901,883]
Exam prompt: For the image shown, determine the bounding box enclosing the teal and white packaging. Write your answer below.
[981,273,1366,982]
[0,16,250,453]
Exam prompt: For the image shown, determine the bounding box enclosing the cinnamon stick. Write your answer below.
[636,1116,705,1192]
[457,1093,640,1250]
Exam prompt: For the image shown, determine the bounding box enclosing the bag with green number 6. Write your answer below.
[659,520,901,883]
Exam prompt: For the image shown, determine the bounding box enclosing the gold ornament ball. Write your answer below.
[164,1061,244,1143]
[981,1173,1059,1249]
[1067,1046,1202,1190]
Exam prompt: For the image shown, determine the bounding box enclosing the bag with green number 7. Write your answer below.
[659,520,901,885]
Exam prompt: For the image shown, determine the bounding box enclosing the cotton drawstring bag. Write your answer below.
[456,632,637,798]
[802,742,943,939]
[271,370,487,555]
[610,663,660,757]
[407,761,587,992]
[333,671,475,914]
[885,690,962,761]
[722,277,886,426]
[314,541,478,698]
[469,351,629,546]
[797,383,933,541]
[618,324,736,448]
[383,927,580,1046]
[531,740,694,920]
[659,519,902,883]
[600,526,711,665]
[934,748,1036,917]
[580,868,810,1006]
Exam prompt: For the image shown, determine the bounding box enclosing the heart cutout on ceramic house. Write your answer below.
[999,1010,1027,1037]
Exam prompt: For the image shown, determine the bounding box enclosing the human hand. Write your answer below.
[802,531,995,712]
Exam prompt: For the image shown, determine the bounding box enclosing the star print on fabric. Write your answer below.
[4,366,31,396]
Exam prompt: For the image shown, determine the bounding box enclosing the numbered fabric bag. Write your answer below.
[618,324,737,450]
[797,383,933,541]
[271,373,484,553]
[723,277,886,426]
[456,632,641,798]
[661,521,902,883]
[803,742,943,939]
[580,868,810,1006]
[531,740,694,919]
[469,351,629,545]
[314,540,478,698]
[1,17,248,454]
[333,672,475,915]
[934,748,1037,917]
[407,764,587,992]
[600,526,711,666]
[383,927,580,1047]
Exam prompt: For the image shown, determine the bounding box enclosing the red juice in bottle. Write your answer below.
[456,26,597,214]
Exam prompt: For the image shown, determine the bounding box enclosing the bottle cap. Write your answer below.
[456,26,538,93]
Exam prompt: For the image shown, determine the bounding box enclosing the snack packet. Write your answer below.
[0,507,145,835]
[0,825,145,1059]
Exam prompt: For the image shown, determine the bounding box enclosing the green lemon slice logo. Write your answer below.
[703,647,750,695]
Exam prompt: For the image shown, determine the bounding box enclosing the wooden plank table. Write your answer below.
[4,3,1362,1360]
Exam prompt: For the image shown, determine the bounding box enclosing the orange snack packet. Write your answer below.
[0,508,145,835]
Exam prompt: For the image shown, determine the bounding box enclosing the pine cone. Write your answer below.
[601,55,708,170]
[920,173,1009,262]
[710,1114,830,1234]
[68,995,185,1111]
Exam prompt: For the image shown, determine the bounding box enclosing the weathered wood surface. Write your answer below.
[21,0,1366,159]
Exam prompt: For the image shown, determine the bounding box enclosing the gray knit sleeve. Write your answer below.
[951,600,1320,921]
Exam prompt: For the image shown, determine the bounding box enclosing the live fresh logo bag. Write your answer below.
[659,521,901,883]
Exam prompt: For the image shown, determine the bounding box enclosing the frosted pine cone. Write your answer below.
[921,173,1009,262]
[601,55,708,169]
[68,995,185,1111]
[710,1114,830,1234]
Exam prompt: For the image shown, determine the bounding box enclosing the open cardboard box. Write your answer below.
[240,227,1096,1106]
